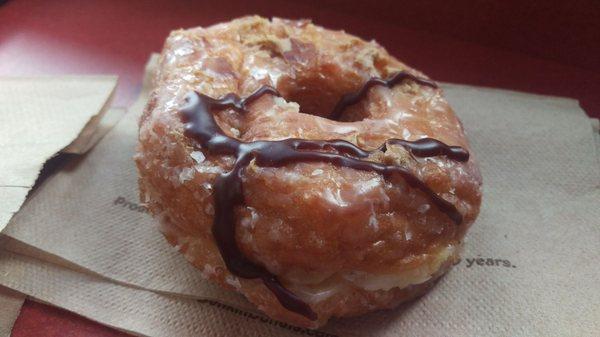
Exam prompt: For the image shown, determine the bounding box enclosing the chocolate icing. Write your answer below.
[179,72,468,320]
[330,71,438,120]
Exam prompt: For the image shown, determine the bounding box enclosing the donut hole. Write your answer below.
[277,64,367,121]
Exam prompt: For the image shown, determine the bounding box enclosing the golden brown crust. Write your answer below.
[136,16,481,328]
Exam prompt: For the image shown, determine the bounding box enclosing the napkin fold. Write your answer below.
[0,76,118,231]
[0,248,334,337]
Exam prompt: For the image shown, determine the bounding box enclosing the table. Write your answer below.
[2,0,599,336]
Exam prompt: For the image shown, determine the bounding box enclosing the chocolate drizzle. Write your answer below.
[179,72,468,321]
[330,71,438,120]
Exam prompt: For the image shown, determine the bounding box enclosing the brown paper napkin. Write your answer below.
[0,76,118,231]
[1,120,598,337]
[1,58,599,336]
[63,107,126,154]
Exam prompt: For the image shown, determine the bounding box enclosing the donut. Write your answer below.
[135,16,482,328]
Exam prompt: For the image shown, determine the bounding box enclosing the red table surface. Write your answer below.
[2,0,599,336]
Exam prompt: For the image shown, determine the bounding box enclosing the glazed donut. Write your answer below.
[135,16,482,328]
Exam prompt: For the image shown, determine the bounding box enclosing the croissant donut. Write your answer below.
[136,16,482,328]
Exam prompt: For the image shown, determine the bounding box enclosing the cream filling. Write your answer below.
[341,245,455,292]
[291,245,457,303]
